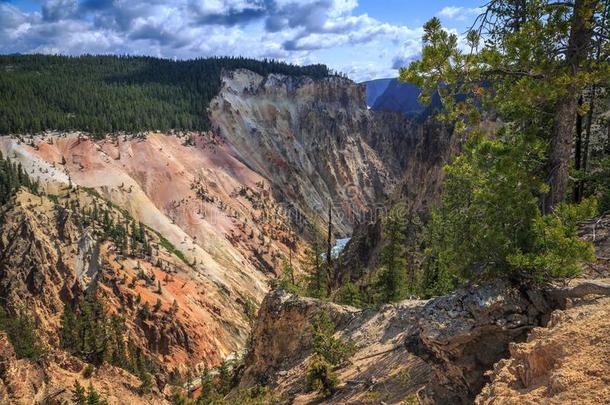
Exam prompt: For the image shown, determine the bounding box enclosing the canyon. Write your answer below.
[0,68,420,403]
[0,65,608,405]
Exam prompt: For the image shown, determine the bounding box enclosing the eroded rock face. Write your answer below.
[409,282,552,404]
[0,189,237,379]
[239,289,433,404]
[240,282,554,404]
[0,333,168,405]
[337,119,457,278]
[239,289,359,388]
[210,69,419,235]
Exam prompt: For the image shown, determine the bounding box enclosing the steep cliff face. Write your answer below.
[2,187,250,360]
[337,119,457,279]
[0,133,273,364]
[0,189,198,403]
[209,69,418,235]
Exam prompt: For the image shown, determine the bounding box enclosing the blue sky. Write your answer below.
[0,0,485,81]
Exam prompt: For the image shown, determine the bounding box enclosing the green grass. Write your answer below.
[156,232,190,266]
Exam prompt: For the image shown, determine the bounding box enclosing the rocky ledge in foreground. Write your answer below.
[237,279,610,404]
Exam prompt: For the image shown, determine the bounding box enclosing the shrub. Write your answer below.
[507,199,596,282]
[0,307,45,361]
[306,355,338,398]
[336,281,362,307]
[311,310,354,365]
[83,364,94,378]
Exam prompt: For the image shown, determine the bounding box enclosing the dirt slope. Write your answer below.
[476,292,610,405]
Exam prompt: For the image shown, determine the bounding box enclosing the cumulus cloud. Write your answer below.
[0,0,429,80]
[437,6,483,21]
[42,0,78,21]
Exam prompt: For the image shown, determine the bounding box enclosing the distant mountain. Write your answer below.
[362,78,393,107]
[363,78,441,120]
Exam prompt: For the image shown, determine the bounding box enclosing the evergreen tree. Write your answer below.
[153,298,162,312]
[72,380,87,405]
[305,222,326,298]
[336,280,362,307]
[0,307,45,360]
[325,202,333,297]
[139,372,154,394]
[306,355,338,399]
[401,1,606,212]
[400,2,606,286]
[311,310,353,365]
[277,258,300,294]
[199,365,213,397]
[216,360,232,395]
[0,152,39,205]
[376,204,408,303]
[86,383,108,405]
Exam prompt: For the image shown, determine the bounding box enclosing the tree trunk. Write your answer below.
[326,201,333,297]
[574,96,584,202]
[544,0,597,213]
[548,280,610,303]
[580,87,596,197]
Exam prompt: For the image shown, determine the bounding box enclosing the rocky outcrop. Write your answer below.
[408,281,552,404]
[239,281,570,404]
[239,289,359,388]
[239,289,432,404]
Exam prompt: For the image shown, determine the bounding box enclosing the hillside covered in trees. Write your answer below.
[0,54,333,135]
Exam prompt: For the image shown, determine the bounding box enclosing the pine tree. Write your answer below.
[154,298,162,312]
[216,360,232,395]
[85,383,108,405]
[305,222,326,298]
[199,364,214,398]
[72,380,87,405]
[139,372,154,394]
[400,3,605,286]
[401,2,605,213]
[170,299,179,316]
[376,204,408,303]
[325,202,333,297]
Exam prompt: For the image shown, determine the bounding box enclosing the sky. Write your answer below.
[0,0,485,82]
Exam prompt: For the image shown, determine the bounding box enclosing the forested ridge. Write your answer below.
[0,54,332,135]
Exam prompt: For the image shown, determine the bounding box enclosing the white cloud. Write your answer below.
[437,6,483,21]
[0,0,431,81]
